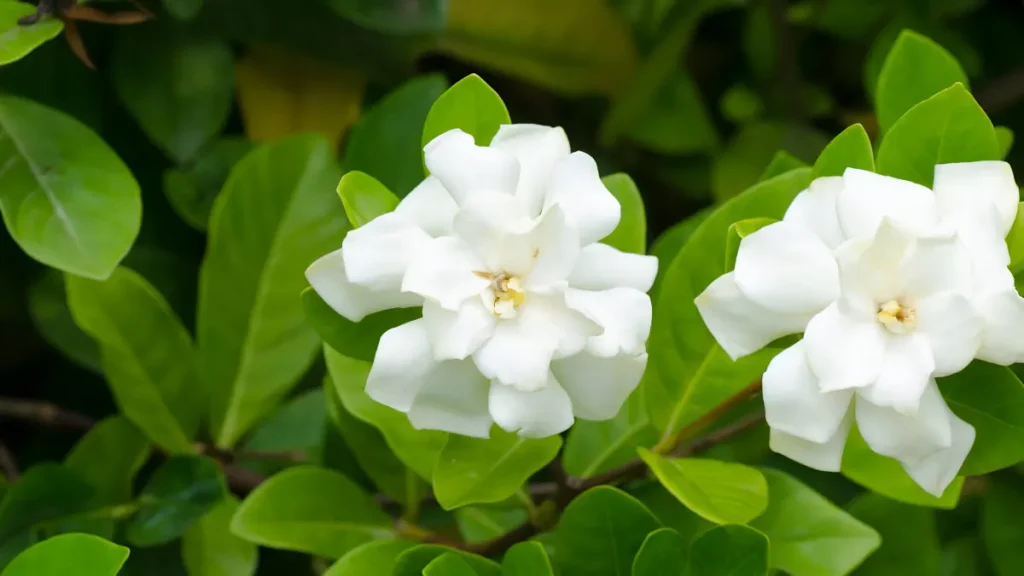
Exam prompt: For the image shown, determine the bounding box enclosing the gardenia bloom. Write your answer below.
[696,162,1023,496]
[307,125,657,439]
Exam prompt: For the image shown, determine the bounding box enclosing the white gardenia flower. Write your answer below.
[307,125,658,439]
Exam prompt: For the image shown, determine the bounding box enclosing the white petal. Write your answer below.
[694,272,812,360]
[569,243,658,292]
[783,176,846,249]
[858,335,935,414]
[306,248,420,322]
[424,129,520,204]
[365,320,437,412]
[394,176,458,237]
[769,410,853,473]
[975,288,1024,365]
[342,212,432,291]
[564,287,651,357]
[838,168,939,239]
[733,221,840,315]
[934,161,1020,236]
[545,152,620,245]
[422,299,497,360]
[473,309,559,392]
[958,202,1014,293]
[855,381,952,464]
[900,410,975,497]
[407,359,492,438]
[401,236,491,310]
[490,124,571,217]
[804,302,886,391]
[902,233,973,299]
[488,376,574,438]
[453,190,537,274]
[525,205,581,287]
[835,218,913,308]
[553,352,646,420]
[526,292,601,359]
[762,342,854,443]
[915,293,982,376]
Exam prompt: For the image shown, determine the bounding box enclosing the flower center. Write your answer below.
[475,271,526,319]
[876,299,916,335]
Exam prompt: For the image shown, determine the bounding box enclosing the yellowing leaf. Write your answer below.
[235,47,365,148]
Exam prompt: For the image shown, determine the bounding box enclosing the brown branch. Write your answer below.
[0,442,19,481]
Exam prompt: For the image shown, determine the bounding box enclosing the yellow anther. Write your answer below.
[876,299,916,335]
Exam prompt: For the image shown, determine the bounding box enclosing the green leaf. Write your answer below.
[724,218,776,273]
[942,537,987,576]
[644,168,811,436]
[502,542,553,576]
[555,486,662,576]
[876,84,999,187]
[323,0,445,34]
[163,0,203,21]
[421,74,509,152]
[454,506,527,545]
[324,346,446,479]
[393,546,500,576]
[758,151,807,182]
[112,25,234,163]
[982,476,1024,576]
[997,126,1014,160]
[1,533,129,576]
[749,469,879,576]
[625,73,719,155]
[182,497,256,576]
[67,268,199,453]
[710,122,826,202]
[433,427,561,510]
[637,450,767,525]
[630,528,686,576]
[847,493,940,576]
[324,540,417,576]
[199,135,346,448]
[424,553,477,576]
[303,288,418,363]
[28,271,100,373]
[0,95,140,279]
[687,525,768,576]
[600,173,647,254]
[563,389,658,479]
[127,456,226,547]
[875,31,968,134]
[810,124,875,179]
[1007,204,1024,276]
[649,208,712,299]
[938,362,1024,475]
[344,75,448,196]
[337,171,399,228]
[0,5,62,67]
[231,466,392,559]
[240,389,325,476]
[163,138,253,231]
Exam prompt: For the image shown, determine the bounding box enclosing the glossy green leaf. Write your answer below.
[422,74,509,153]
[563,389,658,479]
[758,151,806,182]
[810,124,875,179]
[750,469,879,576]
[939,362,1024,475]
[163,0,204,21]
[112,25,234,163]
[638,450,767,525]
[1007,203,1024,276]
[433,427,561,510]
[67,268,199,453]
[424,553,477,576]
[231,466,392,559]
[1,533,128,576]
[847,493,940,576]
[724,218,776,273]
[0,464,94,566]
[982,476,1024,576]
[324,0,445,34]
[392,545,500,576]
[199,135,346,448]
[337,171,399,228]
[502,542,553,576]
[875,31,968,134]
[28,271,100,373]
[344,75,448,196]
[630,528,685,576]
[0,4,62,66]
[324,346,446,479]
[644,168,811,437]
[0,96,140,279]
[454,506,527,545]
[556,486,662,576]
[303,288,418,363]
[997,126,1014,160]
[163,138,253,231]
[876,84,999,187]
[240,389,325,476]
[687,525,768,576]
[182,497,256,576]
[127,455,226,547]
[324,540,417,576]
[601,173,647,254]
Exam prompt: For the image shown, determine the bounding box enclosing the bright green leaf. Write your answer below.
[502,541,553,576]
[303,288,418,363]
[758,151,807,182]
[997,126,1014,160]
[163,138,253,231]
[563,389,658,479]
[199,135,345,448]
[555,486,662,576]
[66,268,199,453]
[182,497,257,576]
[454,506,527,545]
[630,527,685,576]
[337,171,399,228]
[687,525,768,576]
[638,450,767,525]
[127,455,226,547]
[28,270,100,373]
[1,533,128,576]
[847,493,941,576]
[982,476,1024,576]
[724,217,776,272]
[875,31,968,134]
[0,5,62,66]
[0,96,140,279]
[324,540,417,576]
[421,74,509,152]
[810,124,875,180]
[649,208,712,299]
[423,553,477,576]
[392,545,500,576]
[1007,203,1024,276]
[601,173,647,254]
[231,466,392,559]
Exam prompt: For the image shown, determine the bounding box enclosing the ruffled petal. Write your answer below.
[902,233,973,299]
[488,376,574,438]
[422,299,497,361]
[838,168,939,239]
[733,221,840,315]
[804,302,886,391]
[490,124,571,217]
[365,320,437,412]
[553,352,646,420]
[569,243,658,292]
[694,272,812,360]
[858,335,935,414]
[394,176,458,237]
[401,236,491,310]
[783,176,846,249]
[835,219,913,310]
[472,306,560,392]
[769,410,853,473]
[342,212,432,292]
[407,359,492,438]
[306,248,421,322]
[453,190,537,274]
[424,129,520,204]
[900,410,975,497]
[524,205,581,287]
[975,288,1024,365]
[526,292,601,359]
[564,287,651,357]
[934,161,1020,236]
[855,381,952,464]
[545,152,620,245]
[915,292,982,376]
[762,342,854,443]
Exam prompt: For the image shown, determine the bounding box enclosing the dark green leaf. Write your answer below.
[423,553,477,576]
[982,476,1024,576]
[27,271,100,373]
[649,209,712,300]
[1,533,129,576]
[454,506,527,545]
[875,31,968,134]
[323,540,417,576]
[631,527,685,576]
[687,525,768,576]
[163,0,203,21]
[421,74,509,151]
[337,171,399,228]
[758,151,807,182]
[127,456,226,547]
[556,486,661,576]
[163,138,253,231]
[626,73,719,155]
[392,545,500,576]
[303,288,418,363]
[502,542,553,576]
[810,124,875,179]
[324,0,445,34]
[601,173,647,254]
[563,389,658,479]
[182,497,257,576]
[942,537,987,576]
[847,493,940,576]
[240,389,325,476]
[710,122,825,202]
[0,4,62,66]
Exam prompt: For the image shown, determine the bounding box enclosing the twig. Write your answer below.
[0,442,19,481]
